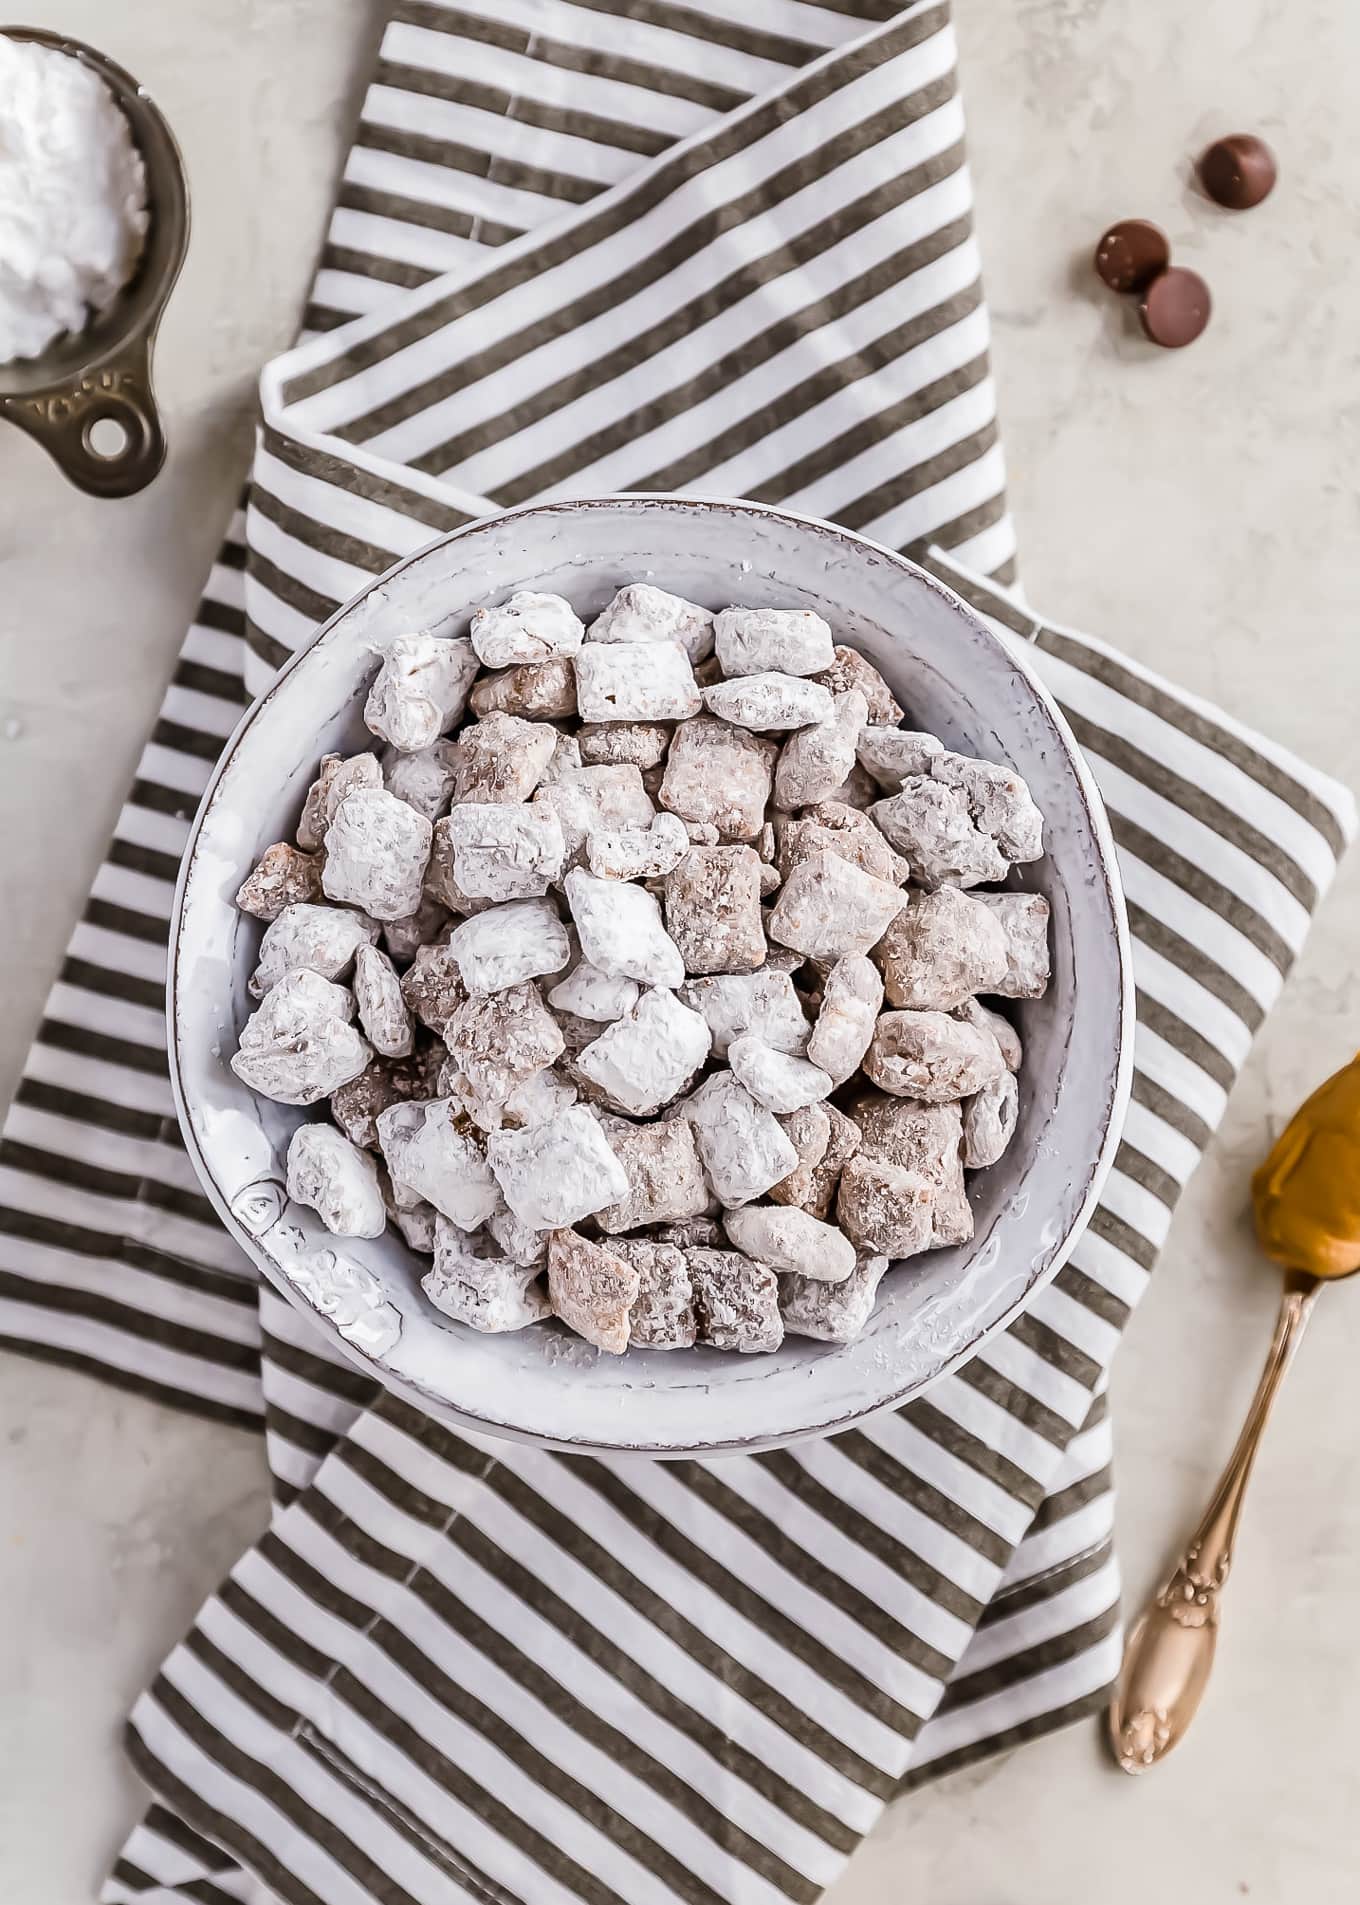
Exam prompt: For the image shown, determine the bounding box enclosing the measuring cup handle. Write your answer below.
[2,336,167,497]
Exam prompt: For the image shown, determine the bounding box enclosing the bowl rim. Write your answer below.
[168,493,1135,1454]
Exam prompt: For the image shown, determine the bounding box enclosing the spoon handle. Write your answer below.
[1108,1267,1321,1773]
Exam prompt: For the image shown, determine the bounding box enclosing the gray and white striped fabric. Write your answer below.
[0,4,1352,1902]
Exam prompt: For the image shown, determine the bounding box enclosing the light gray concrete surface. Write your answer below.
[2,2,1358,1900]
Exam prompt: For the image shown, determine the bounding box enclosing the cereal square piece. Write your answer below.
[685,1072,799,1208]
[848,1092,971,1247]
[553,1008,605,1064]
[798,1102,862,1221]
[836,1155,934,1258]
[703,673,835,733]
[772,688,868,809]
[376,1097,501,1230]
[470,657,578,721]
[776,801,907,888]
[237,843,324,921]
[232,970,370,1107]
[575,988,710,1117]
[331,1041,445,1150]
[440,802,565,901]
[659,716,777,842]
[713,606,834,679]
[452,712,559,804]
[805,953,883,1086]
[874,886,1010,1012]
[353,944,415,1057]
[388,1182,438,1255]
[829,760,881,810]
[663,846,765,975]
[864,1010,1007,1103]
[486,1200,551,1267]
[727,1037,832,1114]
[486,1105,629,1229]
[595,1113,711,1233]
[781,1254,890,1344]
[383,739,461,821]
[297,752,383,851]
[286,1124,387,1238]
[813,646,904,725]
[250,902,379,999]
[962,1070,1019,1169]
[400,942,466,1039]
[931,751,1044,864]
[687,1248,783,1353]
[575,642,701,723]
[723,1204,855,1283]
[587,812,690,882]
[364,634,479,751]
[547,1229,641,1355]
[543,730,583,782]
[564,867,685,987]
[422,825,496,918]
[532,763,655,864]
[767,850,906,960]
[768,1104,831,1211]
[955,997,1022,1071]
[499,1066,579,1131]
[386,1168,434,1229]
[424,1221,550,1332]
[445,899,571,995]
[577,721,672,770]
[588,584,715,664]
[383,896,451,965]
[679,970,810,1058]
[443,983,565,1126]
[611,1240,696,1350]
[972,892,1051,998]
[548,961,640,1024]
[470,591,584,667]
[869,779,1008,888]
[657,1217,724,1251]
[855,727,944,791]
[322,787,433,921]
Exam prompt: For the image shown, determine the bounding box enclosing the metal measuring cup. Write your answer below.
[0,26,189,496]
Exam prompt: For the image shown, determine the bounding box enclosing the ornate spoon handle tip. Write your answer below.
[1108,1269,1320,1774]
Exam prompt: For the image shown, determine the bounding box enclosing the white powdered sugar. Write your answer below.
[0,38,148,362]
[726,1035,833,1114]
[376,1098,501,1230]
[574,987,710,1115]
[286,1125,387,1240]
[486,1104,630,1229]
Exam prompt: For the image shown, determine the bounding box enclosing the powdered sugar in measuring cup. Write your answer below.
[0,34,149,363]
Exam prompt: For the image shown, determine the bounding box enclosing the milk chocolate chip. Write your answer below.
[1094,219,1171,293]
[1139,267,1212,349]
[1199,134,1277,211]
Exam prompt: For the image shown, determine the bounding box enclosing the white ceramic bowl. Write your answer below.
[170,496,1133,1457]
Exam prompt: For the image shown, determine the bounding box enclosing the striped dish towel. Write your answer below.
[0,3,1351,1901]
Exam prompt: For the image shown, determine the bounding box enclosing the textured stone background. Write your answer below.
[2,2,1357,1898]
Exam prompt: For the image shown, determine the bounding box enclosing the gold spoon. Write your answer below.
[1109,1052,1360,1775]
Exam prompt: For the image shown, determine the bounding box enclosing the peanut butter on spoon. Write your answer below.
[1252,1052,1360,1279]
[1110,1053,1360,1774]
